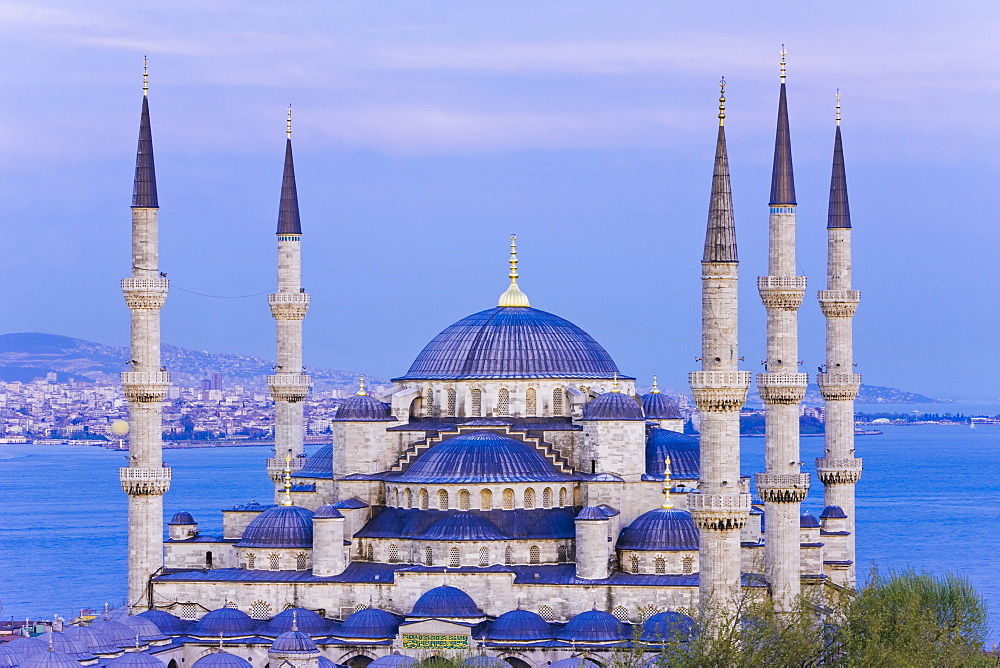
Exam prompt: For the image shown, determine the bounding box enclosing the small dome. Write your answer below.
[168,511,195,525]
[188,608,257,637]
[420,514,508,541]
[645,428,699,479]
[640,611,697,642]
[581,392,644,421]
[369,655,417,668]
[136,611,187,636]
[47,634,94,661]
[333,394,394,422]
[641,392,683,420]
[393,431,571,484]
[461,657,507,668]
[105,654,168,668]
[800,511,821,528]
[318,658,340,668]
[191,653,252,668]
[89,619,138,647]
[62,626,119,655]
[314,505,344,519]
[270,631,318,654]
[485,610,552,641]
[549,660,599,668]
[4,639,47,658]
[119,616,168,642]
[260,609,329,637]
[20,651,81,668]
[293,445,333,478]
[410,586,481,618]
[556,610,627,642]
[616,508,699,551]
[235,505,314,548]
[575,506,610,521]
[820,505,847,519]
[338,609,400,639]
[0,645,27,668]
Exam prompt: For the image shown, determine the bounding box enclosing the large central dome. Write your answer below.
[395,306,621,380]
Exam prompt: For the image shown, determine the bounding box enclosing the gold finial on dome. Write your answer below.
[718,77,726,126]
[498,234,530,307]
[286,104,292,139]
[779,45,787,83]
[357,375,367,396]
[651,374,660,393]
[281,450,293,506]
[143,56,149,96]
[661,456,674,509]
[611,372,620,393]
[835,89,841,126]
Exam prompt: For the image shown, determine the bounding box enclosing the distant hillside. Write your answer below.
[746,383,944,405]
[0,333,384,390]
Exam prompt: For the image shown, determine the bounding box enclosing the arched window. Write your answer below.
[471,389,482,417]
[682,556,693,574]
[296,552,308,570]
[246,553,255,569]
[524,488,535,509]
[557,545,567,562]
[268,553,280,570]
[630,555,639,574]
[481,489,493,511]
[205,551,213,568]
[552,388,563,415]
[529,546,540,564]
[502,488,515,510]
[542,488,552,508]
[366,544,374,561]
[438,489,449,510]
[559,488,568,506]
[459,489,470,510]
[449,547,460,567]
[419,489,429,510]
[497,388,509,417]
[525,388,537,415]
[537,605,555,621]
[425,389,435,416]
[393,488,399,506]
[388,544,399,563]
[249,600,271,619]
[447,388,457,417]
[505,545,513,565]
[479,547,489,567]
[655,557,666,574]
[425,546,433,566]
[404,488,413,509]
[612,606,630,622]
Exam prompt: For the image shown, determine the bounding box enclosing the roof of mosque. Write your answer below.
[640,392,683,419]
[191,652,252,668]
[225,501,274,512]
[260,608,330,637]
[556,610,627,642]
[821,505,847,519]
[317,658,340,668]
[119,615,169,642]
[235,505,314,548]
[640,611,697,643]
[645,428,699,479]
[616,508,700,551]
[338,608,401,639]
[580,392,644,421]
[270,631,318,654]
[356,508,577,541]
[368,655,418,668]
[4,638,47,657]
[332,394,395,422]
[394,307,625,380]
[800,512,821,528]
[188,608,257,637]
[549,659,600,668]
[409,586,481,618]
[575,506,610,521]
[293,445,333,479]
[106,653,168,668]
[420,513,509,541]
[45,634,93,661]
[88,619,137,646]
[0,646,27,668]
[21,650,84,668]
[332,498,368,509]
[389,431,575,484]
[136,610,188,636]
[313,505,344,519]
[168,511,196,525]
[484,609,552,641]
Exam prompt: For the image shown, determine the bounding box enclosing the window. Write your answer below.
[542,488,552,508]
[481,489,493,511]
[425,546,433,566]
[538,605,555,622]
[524,488,535,509]
[682,556,693,574]
[552,388,563,415]
[529,546,540,564]
[502,488,515,510]
[179,605,198,620]
[247,553,255,569]
[471,389,482,417]
[404,488,412,509]
[366,544,374,561]
[425,389,435,416]
[655,557,666,574]
[497,388,509,417]
[638,606,661,623]
[559,488,568,506]
[438,489,449,510]
[205,551,213,568]
[449,547,460,567]
[419,489,429,510]
[458,489,470,510]
[388,544,399,563]
[630,555,639,574]
[505,546,513,565]
[224,601,238,609]
[612,606,630,622]
[393,488,399,506]
[447,389,457,417]
[557,545,567,562]
[268,553,280,570]
[525,388,536,415]
[250,601,271,619]
[296,553,308,570]
[479,547,489,567]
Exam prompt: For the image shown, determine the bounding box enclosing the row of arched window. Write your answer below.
[244,552,308,571]
[362,542,572,566]
[626,554,694,575]
[391,485,571,510]
[421,387,567,417]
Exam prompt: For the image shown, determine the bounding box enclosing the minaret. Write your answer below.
[688,79,752,620]
[120,58,171,610]
[815,92,862,586]
[755,48,811,611]
[266,106,311,498]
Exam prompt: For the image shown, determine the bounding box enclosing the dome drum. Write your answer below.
[617,550,699,576]
[384,482,577,511]
[239,547,312,571]
[357,536,574,567]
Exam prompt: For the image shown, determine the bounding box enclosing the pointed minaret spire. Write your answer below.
[277,105,302,235]
[769,47,796,206]
[828,92,851,229]
[497,234,530,307]
[704,77,737,262]
[132,57,158,208]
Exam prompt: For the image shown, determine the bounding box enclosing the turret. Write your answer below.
[311,505,348,576]
[331,377,396,478]
[578,376,646,480]
[574,507,612,579]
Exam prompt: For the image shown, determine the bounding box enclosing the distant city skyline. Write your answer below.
[1,2,997,398]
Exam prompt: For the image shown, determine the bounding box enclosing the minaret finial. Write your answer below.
[497,234,530,307]
[286,104,292,139]
[611,372,619,393]
[143,56,149,96]
[835,89,841,126]
[718,77,726,127]
[779,45,787,83]
[651,375,660,393]
[661,457,674,509]
[357,375,367,396]
[281,450,293,506]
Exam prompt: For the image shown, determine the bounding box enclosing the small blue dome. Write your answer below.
[62,626,119,655]
[641,392,682,420]
[820,505,847,519]
[47,634,94,661]
[393,431,571,484]
[236,505,314,549]
[191,653,252,668]
[270,631,318,654]
[20,651,82,668]
[333,393,394,422]
[105,653,168,668]
[119,616,168,642]
[396,306,623,380]
[338,608,400,639]
[485,610,552,641]
[318,658,340,668]
[293,445,333,478]
[575,506,609,521]
[581,392,644,421]
[410,586,481,618]
[640,611,697,642]
[188,608,257,637]
[616,508,699,551]
[461,657,507,668]
[136,610,188,636]
[260,608,329,637]
[549,660,599,668]
[556,610,627,642]
[420,514,508,541]
[368,655,417,668]
[88,619,137,647]
[168,511,195,525]
[800,511,820,528]
[4,639,46,658]
[314,505,344,519]
[645,428,699,479]
[0,645,27,668]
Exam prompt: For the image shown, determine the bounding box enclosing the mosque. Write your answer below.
[0,55,864,668]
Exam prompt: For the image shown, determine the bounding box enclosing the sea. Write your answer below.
[1,419,997,644]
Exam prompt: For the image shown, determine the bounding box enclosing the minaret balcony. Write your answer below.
[268,293,311,320]
[119,466,172,495]
[754,472,810,503]
[121,371,171,403]
[121,277,169,310]
[688,371,752,412]
[266,455,306,482]
[755,372,808,404]
[757,275,807,310]
[815,457,863,485]
[818,289,861,318]
[268,373,311,402]
[816,373,862,401]
[688,492,751,530]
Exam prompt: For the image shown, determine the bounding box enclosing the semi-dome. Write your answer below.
[641,391,682,420]
[485,609,552,641]
[191,652,252,668]
[270,631,318,654]
[89,619,138,647]
[293,445,333,478]
[188,608,257,637]
[556,610,627,642]
[420,514,508,541]
[338,608,400,639]
[616,508,699,551]
[392,431,573,484]
[640,611,697,642]
[396,307,623,380]
[410,586,481,618]
[119,615,168,642]
[168,511,195,525]
[235,505,314,548]
[136,610,188,636]
[369,655,417,668]
[260,608,330,637]
[645,428,699,479]
[20,650,82,668]
[62,626,120,655]
[581,391,644,421]
[105,654,168,668]
[5,639,47,658]
[332,393,394,422]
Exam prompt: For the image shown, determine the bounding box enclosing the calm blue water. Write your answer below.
[1,426,997,641]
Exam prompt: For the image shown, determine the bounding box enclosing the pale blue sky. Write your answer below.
[1,1,998,398]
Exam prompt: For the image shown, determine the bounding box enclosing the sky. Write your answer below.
[0,1,998,399]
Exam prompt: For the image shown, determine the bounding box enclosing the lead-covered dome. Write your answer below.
[0,646,27,668]
[191,653,251,668]
[410,586,481,618]
[136,610,188,636]
[616,508,699,551]
[645,428,699,479]
[235,505,314,548]
[332,393,394,422]
[260,608,330,637]
[338,608,400,639]
[106,654,168,668]
[556,610,627,642]
[485,609,552,641]
[392,431,573,483]
[20,651,81,668]
[188,608,257,637]
[396,307,622,380]
[293,445,332,479]
[640,611,696,642]
[641,391,682,419]
[581,392,644,421]
[270,631,318,654]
